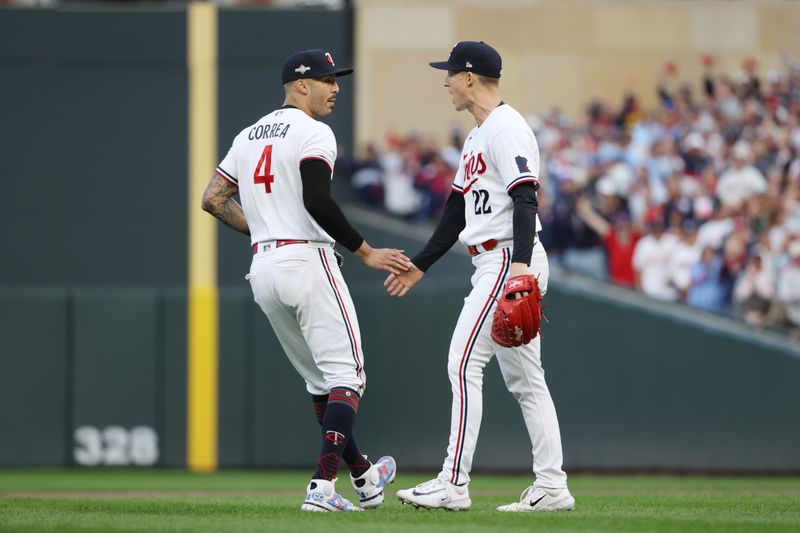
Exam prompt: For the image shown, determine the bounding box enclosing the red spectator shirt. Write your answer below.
[604,229,642,287]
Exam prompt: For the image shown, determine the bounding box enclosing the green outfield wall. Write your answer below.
[2,274,799,471]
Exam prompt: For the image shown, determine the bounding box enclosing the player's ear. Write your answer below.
[295,79,310,95]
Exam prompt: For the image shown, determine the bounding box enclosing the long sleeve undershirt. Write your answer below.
[411,191,466,272]
[300,159,364,252]
[509,182,538,265]
[411,182,539,271]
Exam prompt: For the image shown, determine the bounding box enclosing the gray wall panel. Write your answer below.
[218,288,250,467]
[0,9,187,286]
[0,290,69,466]
[160,288,187,467]
[71,289,160,467]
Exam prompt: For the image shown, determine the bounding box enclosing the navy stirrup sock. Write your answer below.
[311,388,366,480]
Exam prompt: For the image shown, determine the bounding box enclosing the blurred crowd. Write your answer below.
[341,54,800,338]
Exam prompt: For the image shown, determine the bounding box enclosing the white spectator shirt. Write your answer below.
[451,104,542,246]
[632,232,680,301]
[216,107,337,245]
[669,239,701,292]
[717,164,767,209]
[734,260,774,302]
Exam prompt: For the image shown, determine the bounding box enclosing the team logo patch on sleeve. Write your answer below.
[515,156,531,173]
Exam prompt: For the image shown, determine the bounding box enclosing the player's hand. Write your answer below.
[384,264,424,297]
[508,262,531,299]
[356,242,411,274]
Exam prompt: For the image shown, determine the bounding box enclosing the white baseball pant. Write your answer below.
[440,241,568,488]
[247,242,366,396]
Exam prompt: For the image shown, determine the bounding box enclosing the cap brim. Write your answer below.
[429,61,457,71]
[332,68,353,77]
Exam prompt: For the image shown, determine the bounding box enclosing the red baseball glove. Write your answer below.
[491,274,543,348]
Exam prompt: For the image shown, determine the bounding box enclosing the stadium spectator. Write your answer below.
[575,195,640,287]
[632,205,680,301]
[733,247,774,326]
[687,247,727,313]
[414,151,455,220]
[350,52,800,336]
[776,240,800,338]
[349,143,384,208]
[669,219,702,300]
[716,141,768,210]
[681,132,712,177]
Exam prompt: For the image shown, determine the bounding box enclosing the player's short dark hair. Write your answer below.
[475,73,499,87]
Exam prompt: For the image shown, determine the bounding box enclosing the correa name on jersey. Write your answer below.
[248,122,291,141]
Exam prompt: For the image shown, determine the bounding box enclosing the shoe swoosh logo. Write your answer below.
[529,494,547,507]
[412,488,443,496]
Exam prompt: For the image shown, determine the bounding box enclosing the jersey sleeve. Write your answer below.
[216,140,239,187]
[450,156,467,195]
[451,127,476,195]
[489,127,540,194]
[299,124,337,174]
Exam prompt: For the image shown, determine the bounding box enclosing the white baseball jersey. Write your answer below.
[216,107,337,246]
[436,104,567,489]
[452,104,543,246]
[219,106,366,396]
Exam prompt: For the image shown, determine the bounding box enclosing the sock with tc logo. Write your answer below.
[311,393,371,478]
[311,387,365,480]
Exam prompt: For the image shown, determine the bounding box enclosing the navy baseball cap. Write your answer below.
[281,49,353,84]
[429,41,502,78]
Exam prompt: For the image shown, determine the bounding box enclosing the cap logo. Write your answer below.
[325,52,335,66]
[465,61,473,68]
[294,64,311,74]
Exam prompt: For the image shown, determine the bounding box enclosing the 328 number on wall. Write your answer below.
[73,426,159,466]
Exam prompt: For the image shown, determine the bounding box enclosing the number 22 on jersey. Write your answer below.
[254,145,275,193]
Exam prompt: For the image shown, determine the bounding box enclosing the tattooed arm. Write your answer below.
[201,174,250,235]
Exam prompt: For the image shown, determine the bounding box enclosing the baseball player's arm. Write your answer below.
[410,191,466,271]
[301,159,411,274]
[508,182,538,279]
[201,174,250,235]
[384,191,466,297]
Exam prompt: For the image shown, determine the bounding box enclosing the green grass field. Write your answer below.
[1,470,799,532]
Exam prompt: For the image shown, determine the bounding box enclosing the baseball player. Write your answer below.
[201,48,409,512]
[386,41,575,512]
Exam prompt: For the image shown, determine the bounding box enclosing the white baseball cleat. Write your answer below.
[300,478,363,512]
[396,477,471,511]
[350,455,397,509]
[496,486,575,512]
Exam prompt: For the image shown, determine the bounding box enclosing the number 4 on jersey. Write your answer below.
[254,145,275,193]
